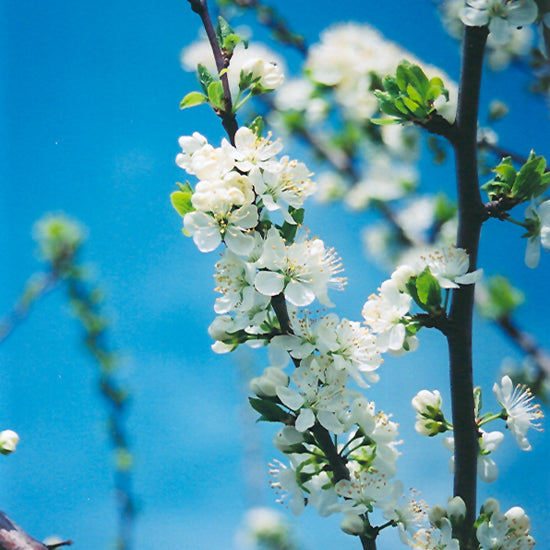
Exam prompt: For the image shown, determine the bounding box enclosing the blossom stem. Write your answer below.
[187,0,239,142]
[448,24,488,549]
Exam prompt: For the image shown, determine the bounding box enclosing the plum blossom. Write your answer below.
[176,133,234,181]
[255,228,345,307]
[241,57,285,91]
[410,518,459,550]
[269,459,306,516]
[362,279,413,353]
[276,356,353,433]
[229,127,283,172]
[462,0,538,45]
[476,499,535,549]
[524,198,550,268]
[181,39,287,97]
[412,390,448,436]
[183,204,258,254]
[493,375,543,450]
[334,465,394,514]
[248,159,315,224]
[443,430,504,483]
[419,245,482,289]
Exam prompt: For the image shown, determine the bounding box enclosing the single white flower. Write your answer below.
[362,279,412,353]
[524,198,550,268]
[462,0,538,45]
[184,204,258,254]
[412,518,459,550]
[420,245,482,289]
[241,57,285,91]
[493,375,543,450]
[269,459,306,516]
[255,228,345,307]
[443,430,504,483]
[229,127,283,172]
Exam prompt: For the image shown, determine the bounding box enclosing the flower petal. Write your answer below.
[255,270,285,296]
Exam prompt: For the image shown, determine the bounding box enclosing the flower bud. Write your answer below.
[0,430,19,455]
[341,514,364,535]
[447,497,466,526]
[273,426,303,452]
[480,497,500,517]
[428,504,447,528]
[250,367,289,397]
[504,507,530,534]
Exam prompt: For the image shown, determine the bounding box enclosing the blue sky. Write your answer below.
[2,1,550,549]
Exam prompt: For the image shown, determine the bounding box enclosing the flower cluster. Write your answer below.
[476,498,535,550]
[412,375,543,483]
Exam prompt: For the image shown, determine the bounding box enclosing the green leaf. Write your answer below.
[473,386,482,418]
[249,116,264,137]
[216,16,234,46]
[180,91,208,110]
[248,397,290,423]
[207,80,225,110]
[222,33,242,55]
[171,183,194,217]
[370,117,399,126]
[416,269,442,310]
[406,82,424,105]
[197,63,214,95]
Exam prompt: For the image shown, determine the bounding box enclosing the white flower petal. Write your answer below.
[276,386,305,411]
[295,408,315,432]
[255,270,285,296]
[285,280,316,306]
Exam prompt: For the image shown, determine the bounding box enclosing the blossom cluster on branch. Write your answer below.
[176,1,548,548]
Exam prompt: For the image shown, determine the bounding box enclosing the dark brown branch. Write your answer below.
[0,510,71,550]
[448,25,488,550]
[188,0,239,142]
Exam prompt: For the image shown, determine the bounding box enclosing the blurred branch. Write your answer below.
[0,215,136,550]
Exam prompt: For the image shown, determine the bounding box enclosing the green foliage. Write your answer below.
[373,60,449,125]
[249,397,292,423]
[171,182,195,217]
[279,207,304,243]
[477,275,525,320]
[481,151,550,205]
[216,16,246,56]
[249,115,264,137]
[180,91,208,110]
[406,268,443,315]
[197,63,215,95]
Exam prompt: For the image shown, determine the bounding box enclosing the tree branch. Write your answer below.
[448,25,488,550]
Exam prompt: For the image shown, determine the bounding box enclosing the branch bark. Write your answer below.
[448,25,488,550]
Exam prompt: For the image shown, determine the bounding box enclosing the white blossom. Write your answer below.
[443,430,504,483]
[493,375,543,450]
[476,500,535,549]
[255,228,345,307]
[410,518,459,550]
[229,127,283,172]
[524,198,550,268]
[462,0,538,45]
[420,245,483,289]
[362,279,412,353]
[184,204,258,254]
[241,57,285,91]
